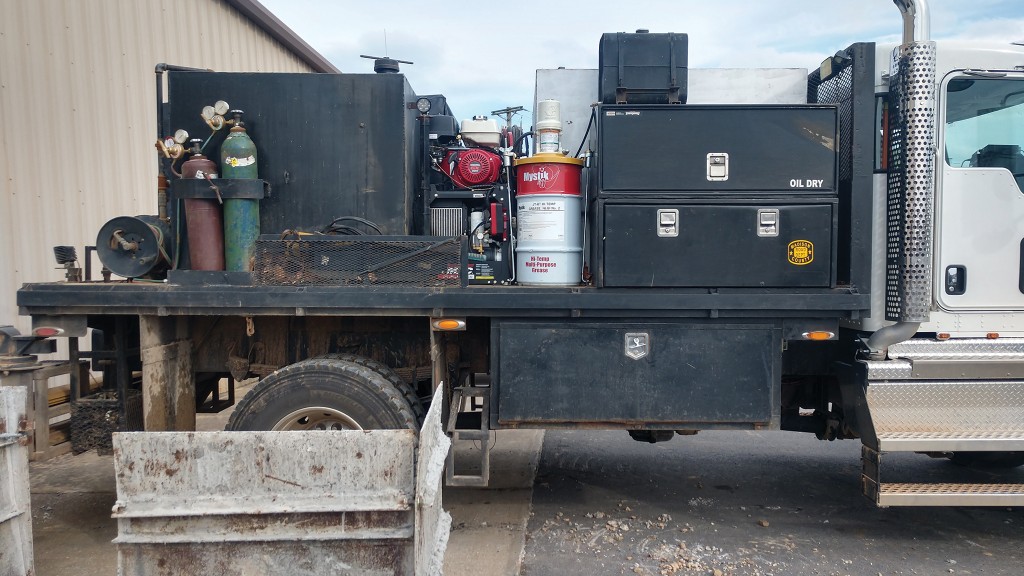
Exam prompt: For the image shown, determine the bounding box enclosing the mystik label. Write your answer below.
[522,165,561,190]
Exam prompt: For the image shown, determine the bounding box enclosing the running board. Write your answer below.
[863,446,1024,506]
[851,349,1024,507]
[445,386,490,488]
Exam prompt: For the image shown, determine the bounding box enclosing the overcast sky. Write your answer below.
[260,0,1024,125]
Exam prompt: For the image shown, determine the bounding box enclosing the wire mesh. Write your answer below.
[70,389,143,455]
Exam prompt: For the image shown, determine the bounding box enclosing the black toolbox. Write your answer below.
[598,105,838,193]
[599,32,688,104]
[599,199,837,288]
[593,104,839,288]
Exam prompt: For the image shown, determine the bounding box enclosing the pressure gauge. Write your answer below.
[416,97,431,114]
[173,129,189,144]
[214,100,230,116]
[201,106,216,121]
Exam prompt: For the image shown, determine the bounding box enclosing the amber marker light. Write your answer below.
[431,319,466,331]
[802,331,835,341]
[937,333,951,340]
[987,332,1000,339]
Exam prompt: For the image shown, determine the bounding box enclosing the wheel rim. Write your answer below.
[272,406,363,431]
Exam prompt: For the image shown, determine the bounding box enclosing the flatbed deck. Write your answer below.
[19,280,868,318]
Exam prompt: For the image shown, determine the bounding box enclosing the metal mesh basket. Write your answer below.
[807,60,854,183]
[253,236,467,287]
[70,389,143,455]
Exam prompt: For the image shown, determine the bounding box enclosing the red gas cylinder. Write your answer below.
[180,142,225,271]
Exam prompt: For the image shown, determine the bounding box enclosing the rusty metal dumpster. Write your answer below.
[112,387,451,576]
[0,386,34,576]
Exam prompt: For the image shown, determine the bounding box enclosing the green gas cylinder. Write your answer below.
[220,110,260,272]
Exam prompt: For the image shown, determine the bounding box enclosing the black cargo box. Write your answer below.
[598,105,839,193]
[599,32,688,105]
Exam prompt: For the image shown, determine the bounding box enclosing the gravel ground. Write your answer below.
[522,430,1023,576]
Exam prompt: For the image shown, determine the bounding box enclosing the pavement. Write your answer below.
[521,430,1024,576]
[27,395,543,576]
[443,430,544,576]
[25,420,1024,576]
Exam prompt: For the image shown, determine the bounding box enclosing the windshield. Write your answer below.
[945,77,1024,175]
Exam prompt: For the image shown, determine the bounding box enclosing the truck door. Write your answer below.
[936,72,1024,311]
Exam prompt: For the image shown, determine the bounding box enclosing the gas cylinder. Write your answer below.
[220,110,260,272]
[181,139,225,271]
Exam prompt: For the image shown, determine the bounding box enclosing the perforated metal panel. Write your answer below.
[253,237,466,287]
[885,42,937,321]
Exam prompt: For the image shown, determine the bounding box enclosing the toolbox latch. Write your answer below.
[757,208,780,237]
[657,208,679,237]
[707,152,729,181]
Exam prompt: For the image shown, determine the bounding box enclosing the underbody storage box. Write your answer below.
[494,321,779,428]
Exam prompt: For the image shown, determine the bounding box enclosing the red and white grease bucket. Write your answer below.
[514,153,585,285]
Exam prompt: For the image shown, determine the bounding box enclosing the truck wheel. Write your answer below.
[315,353,425,424]
[226,357,419,431]
[948,451,1024,469]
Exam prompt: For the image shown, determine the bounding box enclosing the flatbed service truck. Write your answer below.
[13,0,1024,506]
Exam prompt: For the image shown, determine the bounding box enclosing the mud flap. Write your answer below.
[416,386,453,575]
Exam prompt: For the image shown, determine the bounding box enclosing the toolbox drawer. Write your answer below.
[602,201,835,287]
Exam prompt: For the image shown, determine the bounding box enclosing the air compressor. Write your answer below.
[419,106,514,285]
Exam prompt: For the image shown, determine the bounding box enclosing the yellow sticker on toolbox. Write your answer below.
[788,240,814,266]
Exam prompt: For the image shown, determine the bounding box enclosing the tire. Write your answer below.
[315,353,425,424]
[948,451,1024,469]
[226,357,419,431]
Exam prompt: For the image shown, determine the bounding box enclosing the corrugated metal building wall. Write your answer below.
[0,0,325,332]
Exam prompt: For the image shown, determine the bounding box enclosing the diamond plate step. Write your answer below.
[866,381,1024,451]
[876,339,1024,380]
[861,446,1024,507]
[888,337,1024,361]
[873,483,1024,507]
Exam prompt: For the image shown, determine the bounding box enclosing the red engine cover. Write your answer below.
[443,149,501,188]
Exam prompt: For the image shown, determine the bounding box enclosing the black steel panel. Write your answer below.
[166,72,419,236]
[603,202,834,287]
[598,105,838,193]
[495,321,778,426]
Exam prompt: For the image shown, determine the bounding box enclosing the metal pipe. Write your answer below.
[893,0,931,43]
[867,0,935,358]
[865,322,921,359]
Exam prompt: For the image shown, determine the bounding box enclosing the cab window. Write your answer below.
[945,77,1024,190]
